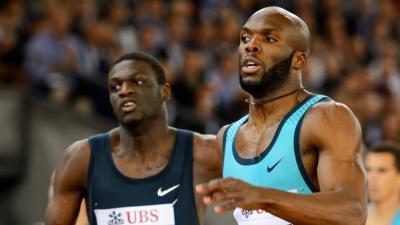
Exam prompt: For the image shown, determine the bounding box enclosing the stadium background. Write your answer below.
[0,0,399,224]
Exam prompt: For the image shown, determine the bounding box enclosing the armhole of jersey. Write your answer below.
[188,132,200,225]
[178,130,200,225]
[294,97,330,193]
[221,124,232,173]
[87,134,105,224]
[392,209,400,225]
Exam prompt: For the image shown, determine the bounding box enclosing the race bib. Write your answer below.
[94,203,175,225]
[233,208,292,225]
[233,189,298,225]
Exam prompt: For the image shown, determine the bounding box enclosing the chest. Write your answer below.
[223,119,318,193]
[235,123,281,158]
[112,156,168,179]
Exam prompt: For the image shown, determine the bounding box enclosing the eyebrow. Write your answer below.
[109,72,151,81]
[109,77,121,82]
[241,26,278,34]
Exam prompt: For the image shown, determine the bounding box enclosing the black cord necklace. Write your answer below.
[245,87,305,105]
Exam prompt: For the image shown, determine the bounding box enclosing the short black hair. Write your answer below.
[367,141,400,172]
[112,52,166,84]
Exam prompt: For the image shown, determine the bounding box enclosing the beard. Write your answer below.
[239,52,294,97]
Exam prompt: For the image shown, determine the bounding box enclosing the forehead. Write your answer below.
[109,60,156,79]
[242,10,294,33]
[366,152,395,167]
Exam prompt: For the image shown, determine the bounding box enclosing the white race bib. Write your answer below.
[233,208,292,225]
[233,189,298,225]
[94,203,175,225]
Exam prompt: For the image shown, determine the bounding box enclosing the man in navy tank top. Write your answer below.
[197,6,368,225]
[46,52,221,225]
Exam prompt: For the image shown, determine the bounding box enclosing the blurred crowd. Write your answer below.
[0,0,399,146]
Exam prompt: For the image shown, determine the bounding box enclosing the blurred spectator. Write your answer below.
[172,47,206,108]
[104,1,138,53]
[0,0,397,141]
[0,0,25,85]
[381,112,400,143]
[172,47,208,131]
[369,41,400,98]
[69,0,98,36]
[205,50,246,124]
[136,22,167,59]
[365,141,400,225]
[362,91,385,146]
[24,4,83,102]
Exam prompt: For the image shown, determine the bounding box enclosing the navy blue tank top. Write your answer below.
[87,129,199,225]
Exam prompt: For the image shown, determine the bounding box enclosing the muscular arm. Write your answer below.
[197,103,367,225]
[193,133,222,181]
[192,133,221,224]
[46,140,90,225]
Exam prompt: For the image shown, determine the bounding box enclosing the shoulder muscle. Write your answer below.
[53,139,91,192]
[304,101,362,158]
[193,132,221,178]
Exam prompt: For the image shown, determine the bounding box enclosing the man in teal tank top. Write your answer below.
[197,6,368,225]
[45,52,221,225]
[365,141,400,225]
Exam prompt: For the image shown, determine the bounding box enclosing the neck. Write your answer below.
[119,110,170,157]
[245,87,304,105]
[248,91,308,129]
[371,194,400,216]
[246,71,303,105]
[246,77,306,126]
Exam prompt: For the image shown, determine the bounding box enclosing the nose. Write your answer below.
[119,82,135,97]
[367,170,377,182]
[245,38,261,53]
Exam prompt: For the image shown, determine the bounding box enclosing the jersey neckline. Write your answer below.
[232,94,315,165]
[104,130,180,184]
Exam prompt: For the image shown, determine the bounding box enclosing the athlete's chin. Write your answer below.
[119,114,142,126]
[240,71,263,81]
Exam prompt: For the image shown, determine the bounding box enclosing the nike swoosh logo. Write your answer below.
[157,184,180,197]
[267,157,284,172]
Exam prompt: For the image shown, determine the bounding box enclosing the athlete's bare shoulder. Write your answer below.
[54,138,91,189]
[192,132,217,160]
[193,132,215,147]
[56,129,118,189]
[306,99,360,131]
[302,97,362,155]
[65,138,90,160]
[216,125,229,144]
[192,131,221,178]
[47,136,96,225]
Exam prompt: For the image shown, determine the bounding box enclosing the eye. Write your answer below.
[265,36,277,43]
[110,84,121,92]
[378,168,387,173]
[134,80,144,85]
[240,35,250,43]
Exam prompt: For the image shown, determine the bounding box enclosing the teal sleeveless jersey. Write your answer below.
[223,95,329,194]
[392,209,400,225]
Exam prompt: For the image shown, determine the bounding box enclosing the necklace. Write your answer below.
[245,87,305,105]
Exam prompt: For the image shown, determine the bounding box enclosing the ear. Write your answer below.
[160,83,171,101]
[292,52,307,70]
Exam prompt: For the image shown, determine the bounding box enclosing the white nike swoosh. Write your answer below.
[157,184,180,197]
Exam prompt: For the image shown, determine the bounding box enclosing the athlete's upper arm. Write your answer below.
[46,139,91,225]
[193,132,221,179]
[305,101,367,203]
[216,125,229,158]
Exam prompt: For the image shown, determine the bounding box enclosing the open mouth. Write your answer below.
[241,57,262,75]
[120,100,136,113]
